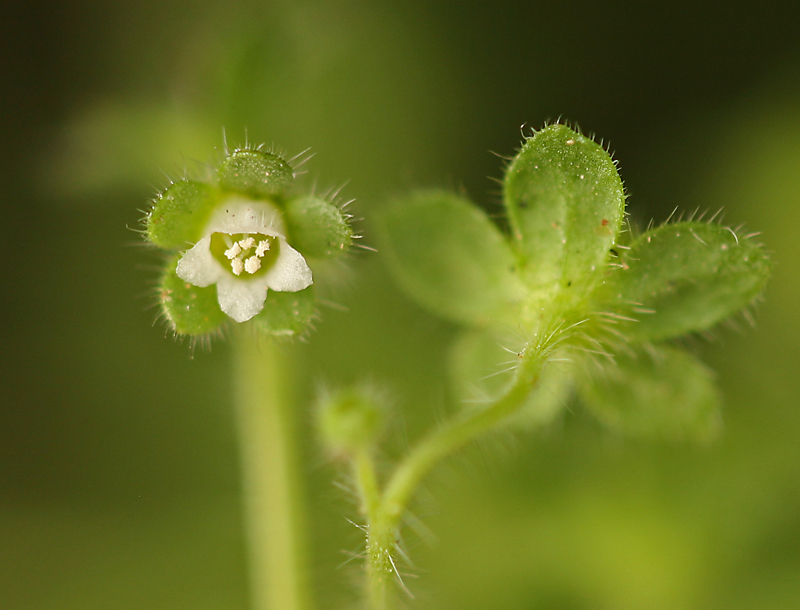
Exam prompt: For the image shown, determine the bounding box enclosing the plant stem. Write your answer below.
[233,329,312,610]
[365,349,545,608]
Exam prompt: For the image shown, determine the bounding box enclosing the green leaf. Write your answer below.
[449,328,572,428]
[284,196,352,258]
[217,149,293,197]
[503,124,626,290]
[250,286,316,337]
[376,190,526,327]
[600,222,771,341]
[147,181,220,249]
[577,346,722,441]
[160,253,227,336]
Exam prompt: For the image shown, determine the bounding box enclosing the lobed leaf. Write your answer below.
[600,222,771,341]
[504,124,626,290]
[577,345,722,441]
[376,190,527,327]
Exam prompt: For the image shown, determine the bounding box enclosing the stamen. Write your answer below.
[244,256,262,274]
[231,258,244,276]
[255,240,270,257]
[224,242,242,259]
[239,237,255,250]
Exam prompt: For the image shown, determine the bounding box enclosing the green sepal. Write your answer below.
[599,222,771,342]
[376,189,526,327]
[503,124,626,291]
[217,149,293,197]
[577,346,722,441]
[249,286,316,337]
[160,253,227,336]
[147,181,220,249]
[449,328,571,428]
[284,195,352,258]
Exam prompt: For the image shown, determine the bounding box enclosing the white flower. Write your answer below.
[176,197,313,323]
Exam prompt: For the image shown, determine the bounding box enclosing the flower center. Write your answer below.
[209,232,281,278]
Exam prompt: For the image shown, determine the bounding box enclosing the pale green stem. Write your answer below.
[351,449,387,610]
[233,329,312,610]
[354,449,381,522]
[365,350,545,609]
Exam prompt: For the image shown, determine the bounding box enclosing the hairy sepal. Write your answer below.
[284,196,352,258]
[250,286,316,337]
[217,149,293,197]
[147,181,220,249]
[160,253,227,336]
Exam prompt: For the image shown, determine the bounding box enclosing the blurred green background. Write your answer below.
[2,0,800,608]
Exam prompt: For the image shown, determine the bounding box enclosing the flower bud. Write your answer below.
[317,387,386,456]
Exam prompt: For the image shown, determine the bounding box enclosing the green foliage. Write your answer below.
[577,346,722,441]
[504,124,626,293]
[448,328,572,428]
[376,190,526,327]
[377,123,770,441]
[596,222,772,342]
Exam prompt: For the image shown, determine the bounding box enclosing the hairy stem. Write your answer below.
[233,330,312,610]
[365,348,545,608]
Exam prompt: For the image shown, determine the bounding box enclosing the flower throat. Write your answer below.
[210,232,281,277]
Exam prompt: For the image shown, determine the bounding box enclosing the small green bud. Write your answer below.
[147,180,220,249]
[504,124,626,291]
[217,149,293,197]
[599,222,771,341]
[284,195,353,258]
[159,253,228,336]
[317,387,386,455]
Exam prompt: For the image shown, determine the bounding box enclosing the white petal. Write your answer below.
[216,276,269,323]
[205,197,287,237]
[263,240,313,292]
[176,237,224,287]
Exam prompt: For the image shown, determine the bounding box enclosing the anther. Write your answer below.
[256,240,270,257]
[231,258,244,276]
[239,237,255,250]
[224,243,242,259]
[244,256,262,274]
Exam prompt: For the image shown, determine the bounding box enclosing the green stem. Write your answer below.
[233,329,312,610]
[365,350,545,608]
[354,449,381,522]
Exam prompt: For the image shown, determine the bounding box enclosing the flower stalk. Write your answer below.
[233,329,312,610]
[361,343,546,609]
